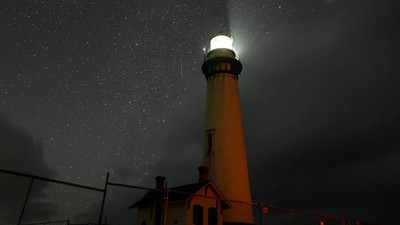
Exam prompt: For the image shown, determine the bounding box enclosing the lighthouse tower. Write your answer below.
[201,33,254,225]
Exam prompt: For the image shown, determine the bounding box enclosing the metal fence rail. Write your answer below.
[21,220,70,225]
[0,169,105,225]
[1,168,367,225]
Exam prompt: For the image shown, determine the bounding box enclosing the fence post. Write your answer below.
[98,172,110,225]
[18,178,34,225]
[162,189,169,225]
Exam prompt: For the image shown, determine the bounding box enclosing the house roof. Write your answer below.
[168,181,209,202]
[129,180,231,209]
[129,189,164,209]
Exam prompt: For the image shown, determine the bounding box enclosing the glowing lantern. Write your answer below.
[209,34,234,51]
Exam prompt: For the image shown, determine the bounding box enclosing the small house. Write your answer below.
[130,167,231,225]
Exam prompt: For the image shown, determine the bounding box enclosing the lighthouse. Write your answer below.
[201,33,254,225]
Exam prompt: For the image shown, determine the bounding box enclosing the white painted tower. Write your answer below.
[201,33,254,225]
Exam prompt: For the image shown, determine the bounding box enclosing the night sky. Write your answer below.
[1,0,399,225]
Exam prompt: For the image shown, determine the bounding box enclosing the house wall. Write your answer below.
[137,206,155,225]
[166,202,187,225]
[137,185,226,225]
[187,187,224,225]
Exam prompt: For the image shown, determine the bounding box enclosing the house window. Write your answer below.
[193,204,203,225]
[207,133,212,154]
[205,129,215,155]
[208,208,217,225]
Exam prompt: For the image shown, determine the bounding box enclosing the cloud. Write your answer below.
[237,1,400,224]
[0,118,51,176]
[153,80,205,186]
[0,118,56,223]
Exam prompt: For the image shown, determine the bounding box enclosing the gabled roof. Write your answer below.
[129,180,231,209]
[168,181,209,202]
[129,189,164,209]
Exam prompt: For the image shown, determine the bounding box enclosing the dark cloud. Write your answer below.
[153,80,205,186]
[0,118,51,176]
[238,1,400,224]
[0,118,56,223]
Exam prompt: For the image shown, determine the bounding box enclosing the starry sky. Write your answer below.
[1,0,399,225]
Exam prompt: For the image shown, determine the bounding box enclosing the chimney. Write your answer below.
[198,166,209,183]
[155,176,166,190]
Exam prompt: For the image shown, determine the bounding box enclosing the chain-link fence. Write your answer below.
[0,169,105,225]
[1,168,372,225]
